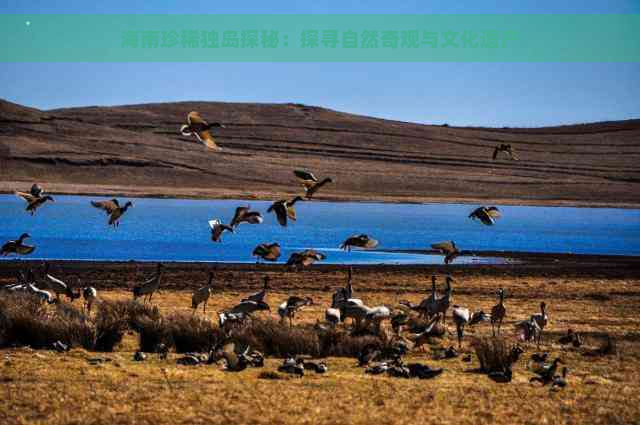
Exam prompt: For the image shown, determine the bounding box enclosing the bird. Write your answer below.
[26,283,55,304]
[229,206,264,228]
[491,288,507,336]
[180,111,225,151]
[303,361,328,374]
[211,342,251,372]
[425,276,454,324]
[558,329,583,347]
[267,196,304,227]
[192,270,215,314]
[208,219,234,242]
[492,143,519,160]
[406,363,444,379]
[286,249,326,270]
[431,241,462,265]
[226,299,270,316]
[551,367,569,390]
[339,234,379,251]
[530,358,563,385]
[91,199,133,228]
[41,263,81,301]
[15,184,54,215]
[82,286,98,313]
[293,170,334,199]
[252,243,281,263]
[278,296,313,326]
[132,263,163,303]
[325,308,341,328]
[469,206,502,226]
[242,275,270,303]
[530,301,549,345]
[278,356,305,376]
[530,352,549,363]
[451,305,488,348]
[1,233,35,256]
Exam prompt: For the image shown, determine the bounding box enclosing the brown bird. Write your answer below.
[1,233,35,256]
[492,143,519,160]
[491,288,507,336]
[340,234,379,251]
[208,219,234,242]
[180,111,225,151]
[229,206,264,228]
[252,243,281,263]
[431,240,462,265]
[286,249,326,270]
[91,199,133,228]
[469,206,501,226]
[293,170,333,199]
[267,196,304,227]
[15,184,54,215]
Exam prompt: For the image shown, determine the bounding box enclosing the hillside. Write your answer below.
[1,98,639,206]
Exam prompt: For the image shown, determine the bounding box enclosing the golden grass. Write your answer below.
[1,272,640,425]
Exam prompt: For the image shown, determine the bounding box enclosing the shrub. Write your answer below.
[472,336,518,373]
[233,319,319,357]
[165,313,221,353]
[94,300,160,352]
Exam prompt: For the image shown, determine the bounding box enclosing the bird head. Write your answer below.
[124,201,133,208]
[19,233,31,240]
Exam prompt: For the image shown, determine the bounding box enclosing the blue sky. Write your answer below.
[1,0,639,127]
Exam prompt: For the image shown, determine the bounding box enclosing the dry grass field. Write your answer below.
[1,262,640,425]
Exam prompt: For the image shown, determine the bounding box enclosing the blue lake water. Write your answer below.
[0,195,639,264]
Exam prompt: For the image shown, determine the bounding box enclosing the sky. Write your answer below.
[1,0,639,127]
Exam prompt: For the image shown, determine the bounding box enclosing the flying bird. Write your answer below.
[15,184,54,215]
[267,196,304,227]
[469,206,502,226]
[492,143,519,160]
[340,234,379,251]
[286,249,326,270]
[293,169,333,199]
[91,199,133,228]
[180,111,225,151]
[431,240,462,265]
[209,219,234,242]
[229,206,264,228]
[1,233,35,256]
[252,243,281,262]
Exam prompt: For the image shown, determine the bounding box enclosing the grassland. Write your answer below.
[1,263,639,425]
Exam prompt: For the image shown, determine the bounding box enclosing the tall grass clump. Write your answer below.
[165,313,221,353]
[94,299,160,351]
[472,336,519,373]
[317,328,387,358]
[233,319,319,357]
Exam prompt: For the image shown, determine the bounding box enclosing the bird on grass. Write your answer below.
[293,170,334,199]
[551,367,569,391]
[267,196,304,227]
[431,240,463,265]
[230,206,264,228]
[242,275,271,303]
[278,356,305,376]
[1,233,35,256]
[278,296,314,326]
[491,288,507,336]
[558,329,583,348]
[286,249,326,270]
[252,243,281,263]
[208,219,234,242]
[180,111,225,151]
[530,358,564,386]
[91,199,133,228]
[15,184,54,215]
[492,143,519,160]
[469,206,502,226]
[340,234,379,251]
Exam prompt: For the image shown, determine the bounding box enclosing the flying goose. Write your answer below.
[229,206,264,228]
[180,111,225,151]
[208,219,234,242]
[431,241,462,265]
[469,206,501,226]
[252,243,281,263]
[286,249,326,270]
[293,170,333,199]
[339,234,379,251]
[91,198,133,228]
[15,184,54,215]
[491,288,507,336]
[267,196,304,227]
[1,233,35,256]
[492,143,519,160]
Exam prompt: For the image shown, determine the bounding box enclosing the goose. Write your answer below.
[132,263,163,303]
[405,315,443,351]
[325,308,341,328]
[229,206,264,228]
[15,184,54,215]
[339,234,379,251]
[530,352,549,363]
[278,356,305,376]
[431,241,462,265]
[303,361,327,374]
[226,299,270,316]
[365,305,391,334]
[242,275,270,303]
[26,283,55,304]
[551,367,569,390]
[91,199,133,228]
[530,302,549,345]
[267,196,304,227]
[426,276,454,324]
[191,271,215,313]
[180,111,225,151]
[1,233,35,256]
[286,249,326,270]
[515,317,542,344]
[493,143,519,160]
[469,206,501,226]
[491,288,507,336]
[278,296,313,326]
[208,219,234,242]
[82,286,98,313]
[451,305,488,348]
[293,169,333,199]
[42,264,80,301]
[530,358,563,385]
[214,342,251,372]
[413,275,439,318]
[406,363,444,379]
[252,243,281,263]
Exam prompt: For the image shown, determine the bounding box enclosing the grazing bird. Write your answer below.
[180,111,225,151]
[451,305,488,348]
[208,219,234,242]
[91,199,133,228]
[192,271,215,314]
[252,243,281,263]
[267,196,304,227]
[530,302,549,345]
[15,184,54,215]
[530,358,563,385]
[469,206,501,226]
[82,286,98,313]
[492,143,519,160]
[340,234,379,251]
[286,249,326,270]
[132,263,163,303]
[229,206,264,228]
[431,241,462,265]
[491,288,507,336]
[226,299,270,316]
[293,170,334,199]
[1,233,35,256]
[278,296,313,326]
[242,275,270,303]
[515,317,542,344]
[42,264,80,301]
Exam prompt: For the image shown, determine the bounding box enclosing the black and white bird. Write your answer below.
[469,206,502,226]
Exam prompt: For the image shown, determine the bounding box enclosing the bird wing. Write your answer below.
[230,207,249,227]
[91,200,119,214]
[294,170,318,182]
[286,205,297,221]
[486,207,502,218]
[269,202,288,226]
[15,191,36,203]
[431,241,456,254]
[194,129,220,150]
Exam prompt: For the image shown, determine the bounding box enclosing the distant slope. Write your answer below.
[1,99,639,206]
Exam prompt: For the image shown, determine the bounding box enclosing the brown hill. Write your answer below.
[1,98,639,206]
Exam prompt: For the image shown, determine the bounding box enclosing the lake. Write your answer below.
[0,195,639,264]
